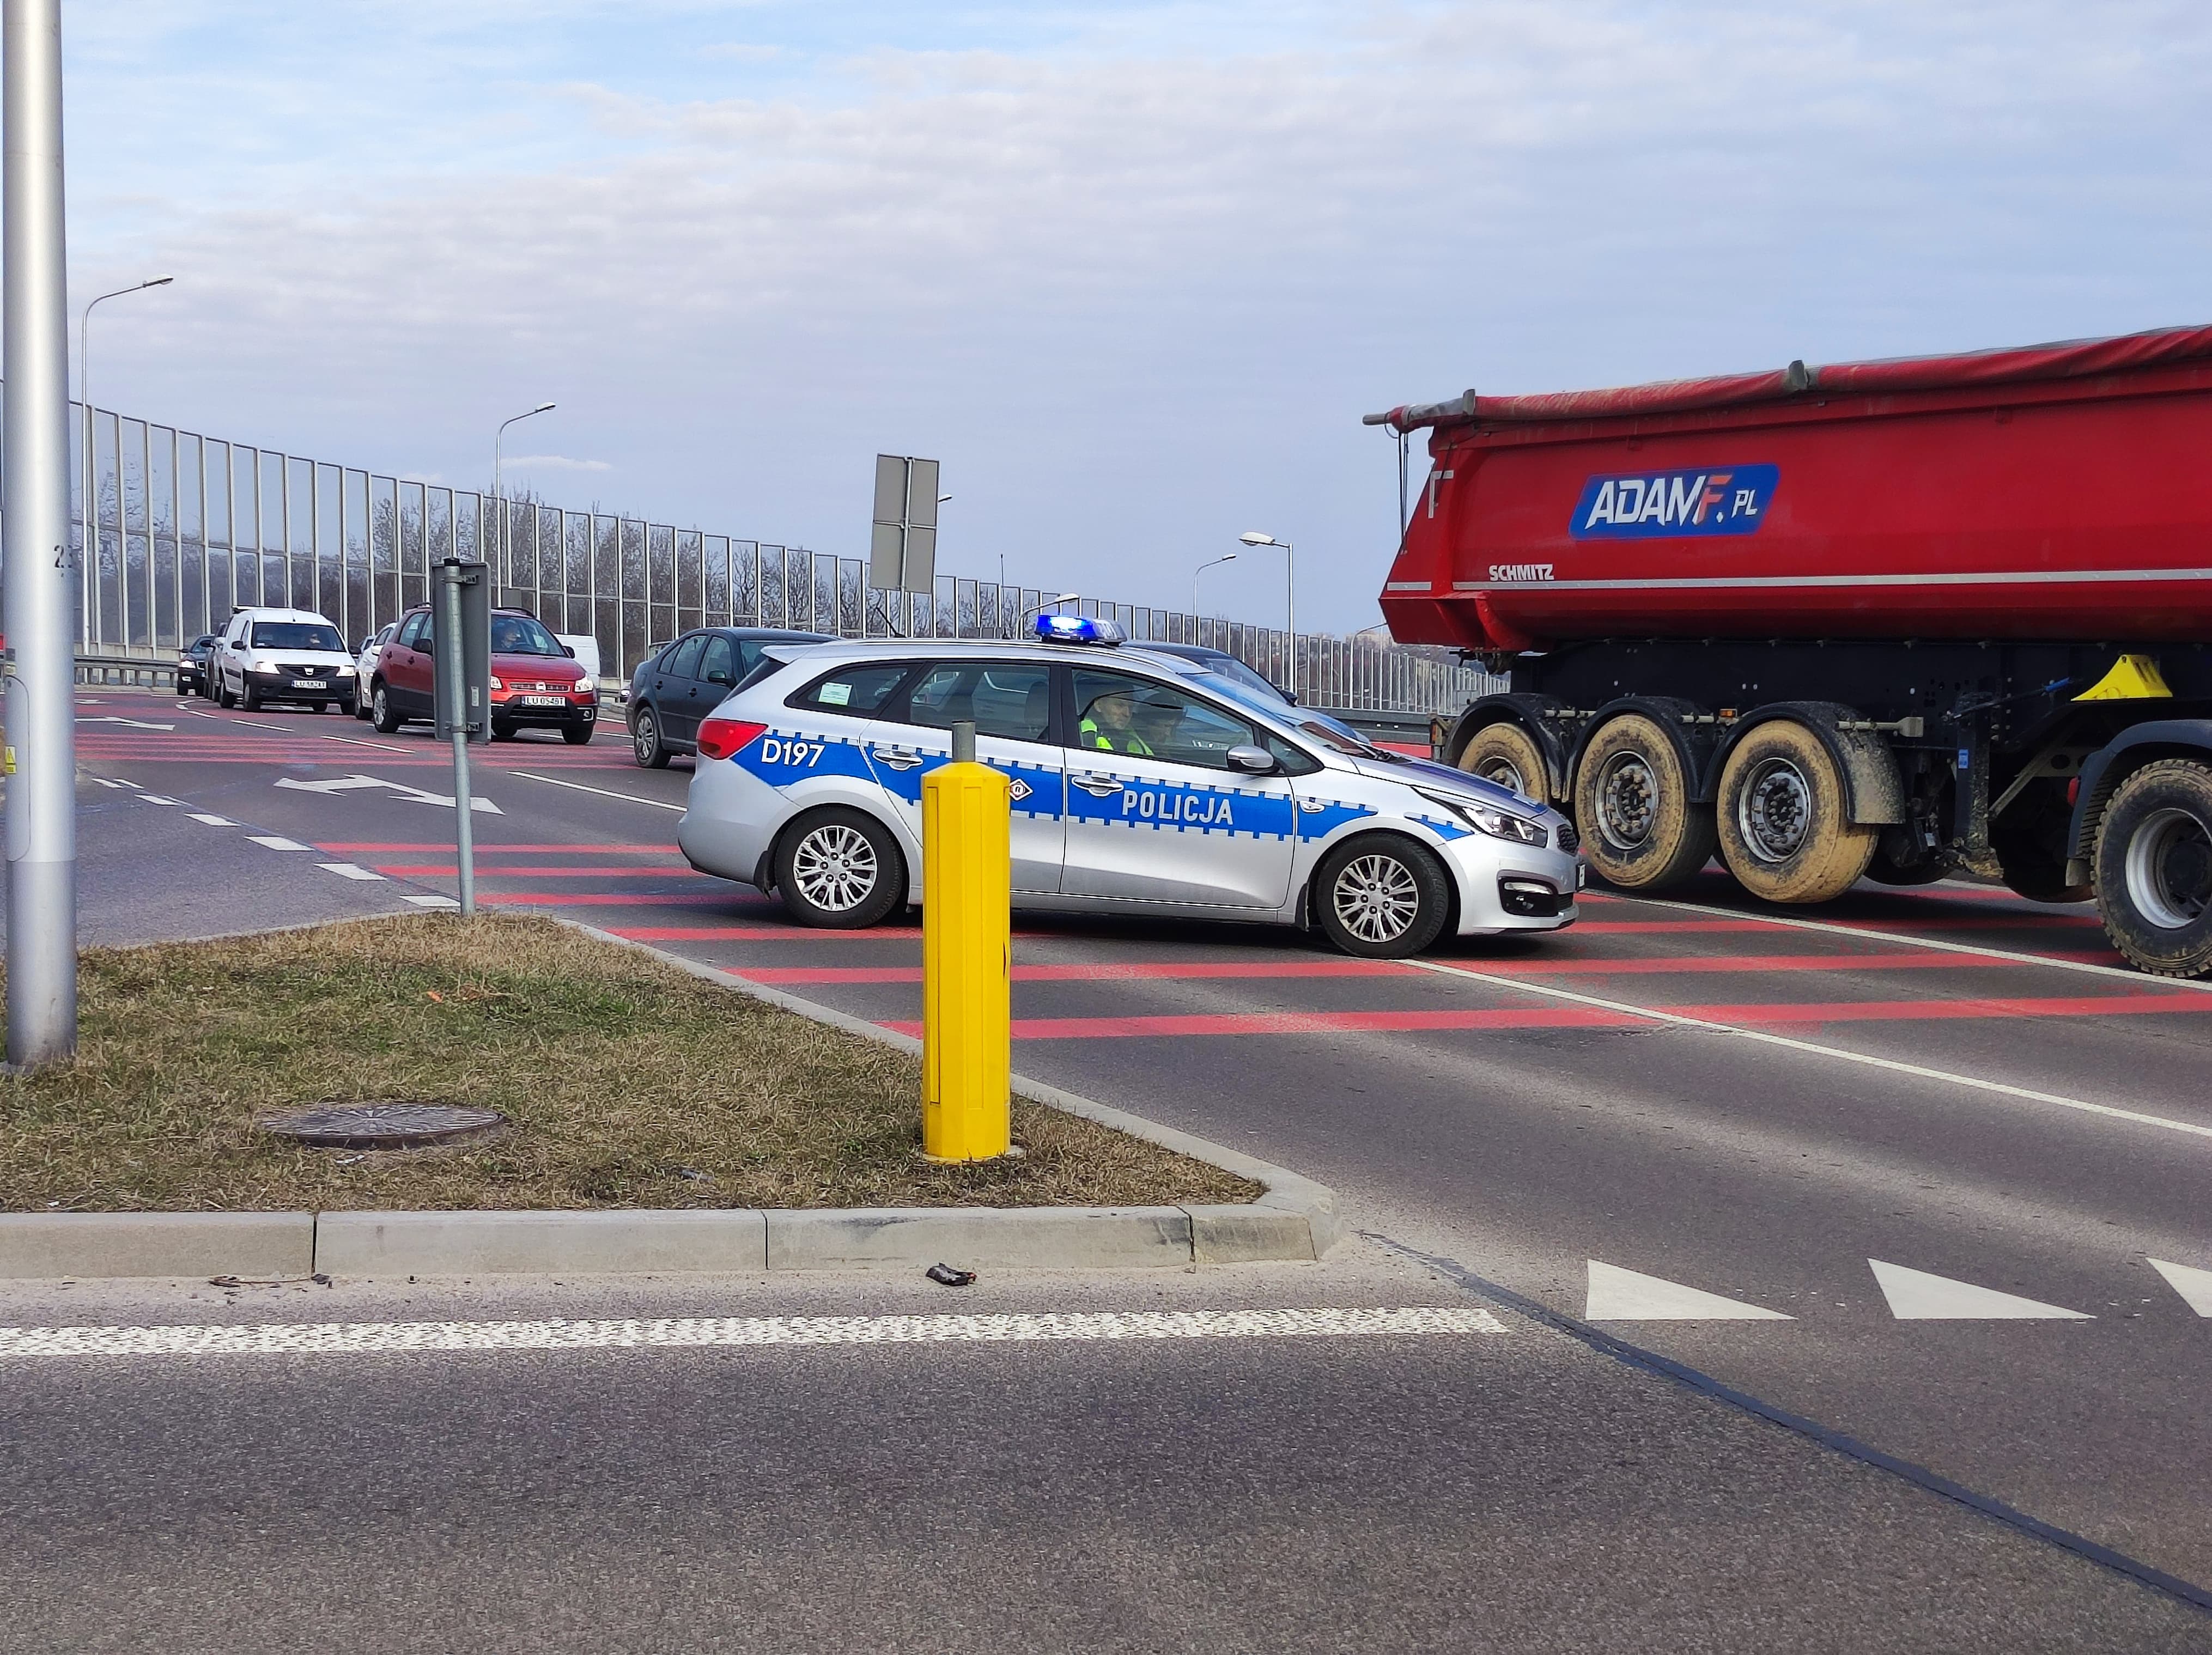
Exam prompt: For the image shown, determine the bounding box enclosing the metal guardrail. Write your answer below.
[1307,706,1445,758]
[74,650,176,689]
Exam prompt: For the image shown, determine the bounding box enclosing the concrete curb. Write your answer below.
[0,918,1341,1282]
[0,1212,313,1281]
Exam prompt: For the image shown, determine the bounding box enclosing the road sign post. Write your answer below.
[432,559,490,916]
[3,0,80,1067]
[920,720,1011,1161]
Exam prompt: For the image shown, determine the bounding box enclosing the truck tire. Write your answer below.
[1457,722,1551,805]
[1716,719,1876,903]
[2094,758,2212,978]
[1573,714,1715,891]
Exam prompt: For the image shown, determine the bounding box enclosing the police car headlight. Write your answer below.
[1419,790,1547,846]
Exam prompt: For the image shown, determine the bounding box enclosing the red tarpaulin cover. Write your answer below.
[1369,323,2212,433]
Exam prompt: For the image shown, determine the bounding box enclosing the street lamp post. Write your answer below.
[6,0,82,1064]
[1238,531,1295,700]
[492,401,555,596]
[1191,551,1236,613]
[77,272,171,644]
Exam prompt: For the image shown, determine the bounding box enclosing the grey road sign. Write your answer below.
[432,559,490,745]
[870,454,940,594]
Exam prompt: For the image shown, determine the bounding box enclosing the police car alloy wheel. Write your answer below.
[774,807,905,929]
[1315,836,1451,958]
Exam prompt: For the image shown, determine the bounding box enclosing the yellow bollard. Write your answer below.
[921,720,1012,1161]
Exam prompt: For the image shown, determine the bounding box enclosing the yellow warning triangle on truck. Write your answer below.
[2075,653,2174,701]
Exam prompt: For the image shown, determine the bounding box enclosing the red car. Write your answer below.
[368,604,598,743]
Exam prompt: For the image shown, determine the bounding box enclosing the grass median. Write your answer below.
[0,913,1257,1214]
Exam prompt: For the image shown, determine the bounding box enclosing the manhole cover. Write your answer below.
[258,1103,506,1149]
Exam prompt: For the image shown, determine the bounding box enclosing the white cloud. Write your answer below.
[503,455,615,472]
[63,1,2212,626]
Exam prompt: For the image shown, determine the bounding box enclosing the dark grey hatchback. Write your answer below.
[625,627,830,767]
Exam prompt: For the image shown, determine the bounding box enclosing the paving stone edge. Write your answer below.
[0,916,1339,1282]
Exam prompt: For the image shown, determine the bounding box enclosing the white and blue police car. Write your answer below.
[674,614,1582,957]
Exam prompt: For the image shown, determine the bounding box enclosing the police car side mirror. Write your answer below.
[1225,744,1279,776]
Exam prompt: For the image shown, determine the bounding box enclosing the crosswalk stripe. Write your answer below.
[0,1305,1509,1360]
[2147,1257,2212,1316]
[1868,1259,2092,1320]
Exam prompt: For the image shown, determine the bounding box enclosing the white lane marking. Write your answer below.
[246,835,314,851]
[317,862,386,881]
[1403,958,2212,1143]
[136,794,184,806]
[79,715,174,730]
[402,893,462,908]
[1623,890,2212,996]
[88,777,127,789]
[1868,1259,2092,1320]
[275,774,501,813]
[186,813,238,827]
[190,709,406,752]
[2147,1257,2212,1316]
[1584,1260,1792,1321]
[0,1305,1508,1360]
[511,770,686,812]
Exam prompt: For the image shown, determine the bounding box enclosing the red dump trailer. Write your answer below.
[1366,323,2212,977]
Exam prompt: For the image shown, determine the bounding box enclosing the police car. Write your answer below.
[674,615,1581,958]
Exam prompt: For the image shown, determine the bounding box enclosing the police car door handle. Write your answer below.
[872,746,924,770]
[1070,773,1122,797]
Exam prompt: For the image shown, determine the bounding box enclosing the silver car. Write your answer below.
[674,619,1581,957]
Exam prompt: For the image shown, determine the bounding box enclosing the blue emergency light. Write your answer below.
[1034,612,1126,646]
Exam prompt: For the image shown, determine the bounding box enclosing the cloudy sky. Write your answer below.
[56,1,2212,631]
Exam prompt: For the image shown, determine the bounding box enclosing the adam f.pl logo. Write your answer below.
[1570,463,1778,540]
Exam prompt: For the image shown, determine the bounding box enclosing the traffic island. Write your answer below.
[0,914,1334,1280]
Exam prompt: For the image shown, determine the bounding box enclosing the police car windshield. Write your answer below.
[250,622,343,651]
[1199,655,1287,703]
[1189,670,1387,756]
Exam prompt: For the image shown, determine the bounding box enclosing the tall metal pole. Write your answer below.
[77,274,172,648]
[4,0,77,1065]
[493,401,554,600]
[439,565,476,916]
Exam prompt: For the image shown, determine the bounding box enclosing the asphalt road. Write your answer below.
[4,683,2208,1650]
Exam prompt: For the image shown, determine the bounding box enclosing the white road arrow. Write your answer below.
[1583,1260,1792,1321]
[78,715,174,731]
[1868,1259,2092,1320]
[274,774,502,814]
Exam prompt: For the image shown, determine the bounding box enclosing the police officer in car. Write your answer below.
[1078,690,1153,757]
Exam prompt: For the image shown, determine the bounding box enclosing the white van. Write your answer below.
[211,606,358,714]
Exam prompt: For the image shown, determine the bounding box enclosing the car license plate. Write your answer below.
[292,678,324,689]
[518,695,565,707]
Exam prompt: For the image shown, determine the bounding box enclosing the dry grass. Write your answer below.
[0,914,1257,1214]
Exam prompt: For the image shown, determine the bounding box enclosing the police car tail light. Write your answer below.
[1034,612,1127,646]
[696,716,766,762]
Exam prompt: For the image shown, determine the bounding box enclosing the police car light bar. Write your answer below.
[1034,612,1126,646]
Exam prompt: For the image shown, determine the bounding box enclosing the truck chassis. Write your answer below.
[1444,639,2212,977]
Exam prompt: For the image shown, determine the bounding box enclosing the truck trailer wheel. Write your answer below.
[1572,714,1715,891]
[1457,722,1551,805]
[2094,759,2212,978]
[1716,720,1875,903]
